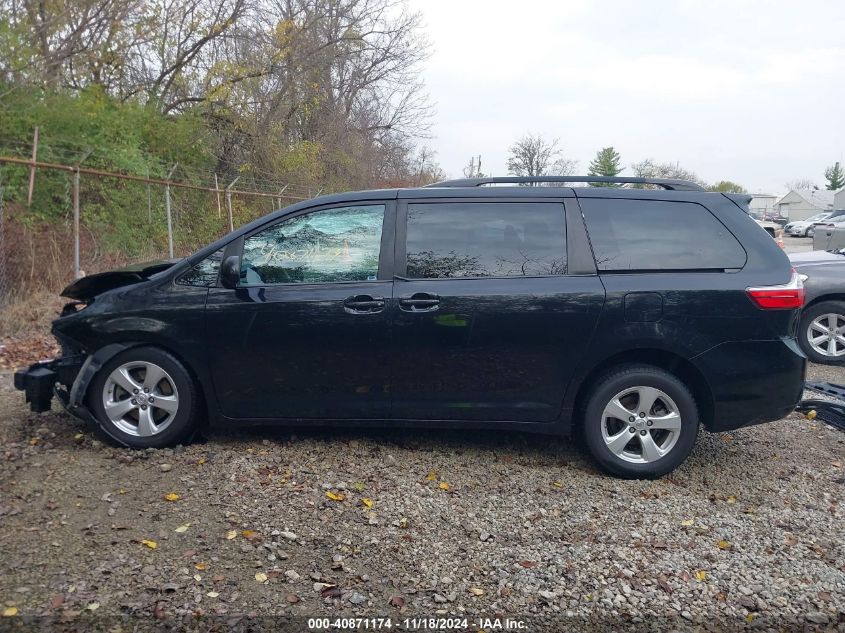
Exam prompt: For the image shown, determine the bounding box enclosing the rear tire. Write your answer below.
[582,364,699,479]
[798,300,845,365]
[88,346,199,448]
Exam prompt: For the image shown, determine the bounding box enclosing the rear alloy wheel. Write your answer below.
[583,365,699,478]
[798,301,845,365]
[89,347,199,448]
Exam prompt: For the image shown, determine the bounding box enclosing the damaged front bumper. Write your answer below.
[14,355,85,413]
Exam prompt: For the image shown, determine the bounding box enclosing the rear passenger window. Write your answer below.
[581,199,746,271]
[405,202,566,278]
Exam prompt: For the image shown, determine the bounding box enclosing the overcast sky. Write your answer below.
[407,0,845,194]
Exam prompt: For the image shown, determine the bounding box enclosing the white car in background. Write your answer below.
[785,212,833,237]
[754,218,785,248]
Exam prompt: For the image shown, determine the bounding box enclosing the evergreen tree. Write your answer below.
[825,162,845,191]
[588,147,623,186]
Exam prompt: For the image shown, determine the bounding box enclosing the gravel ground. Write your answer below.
[1,361,844,632]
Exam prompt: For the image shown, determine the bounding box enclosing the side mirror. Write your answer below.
[219,255,240,289]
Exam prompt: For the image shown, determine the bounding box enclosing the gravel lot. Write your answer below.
[1,359,844,631]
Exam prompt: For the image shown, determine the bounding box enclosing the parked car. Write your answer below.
[784,212,833,237]
[15,176,806,479]
[812,215,845,251]
[754,218,785,248]
[790,249,845,365]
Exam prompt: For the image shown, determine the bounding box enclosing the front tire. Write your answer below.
[88,346,199,448]
[798,301,845,365]
[582,365,699,479]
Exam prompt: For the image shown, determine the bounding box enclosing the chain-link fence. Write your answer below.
[0,153,315,308]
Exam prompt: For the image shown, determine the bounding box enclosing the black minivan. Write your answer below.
[16,176,807,478]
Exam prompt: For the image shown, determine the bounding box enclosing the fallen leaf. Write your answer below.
[746,614,755,623]
[806,410,817,420]
[320,586,341,599]
[198,457,207,465]
[361,498,374,508]
[3,607,18,617]
[353,482,365,492]
[175,524,190,533]
[86,603,99,611]
[425,471,437,481]
[193,574,202,582]
[225,530,237,540]
[30,437,39,446]
[469,587,484,596]
[399,517,409,529]
[206,592,219,598]
[326,491,346,501]
[717,540,731,550]
[438,482,449,491]
[552,481,562,488]
[286,594,300,603]
[681,519,694,527]
[141,539,157,549]
[241,530,261,541]
[518,561,537,568]
[195,562,207,570]
[50,594,64,609]
[695,570,707,581]
[255,572,268,583]
[727,496,737,504]
[388,595,405,608]
[163,493,180,502]
[785,535,798,546]
[833,460,842,469]
[73,432,84,440]
[657,575,673,594]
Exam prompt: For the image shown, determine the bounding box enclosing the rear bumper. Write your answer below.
[692,337,807,432]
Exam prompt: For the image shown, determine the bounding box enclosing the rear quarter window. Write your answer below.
[580,198,746,271]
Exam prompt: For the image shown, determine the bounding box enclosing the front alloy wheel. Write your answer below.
[102,361,180,437]
[89,346,199,448]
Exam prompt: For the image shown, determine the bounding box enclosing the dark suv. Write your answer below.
[15,176,807,478]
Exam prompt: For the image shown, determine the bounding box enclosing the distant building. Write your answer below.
[748,194,779,217]
[835,188,845,210]
[774,189,834,221]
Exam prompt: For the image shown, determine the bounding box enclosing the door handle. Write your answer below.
[344,295,385,314]
[399,292,440,313]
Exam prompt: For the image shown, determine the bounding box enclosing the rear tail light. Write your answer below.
[746,269,804,309]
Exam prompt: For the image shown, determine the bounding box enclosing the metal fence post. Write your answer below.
[165,164,178,258]
[26,126,38,207]
[73,167,81,279]
[214,174,222,218]
[225,176,240,233]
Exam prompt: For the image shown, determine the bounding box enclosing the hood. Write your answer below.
[61,258,182,300]
[788,250,845,267]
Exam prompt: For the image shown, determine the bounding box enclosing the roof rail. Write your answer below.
[424,176,706,192]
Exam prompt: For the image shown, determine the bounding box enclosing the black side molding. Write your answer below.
[797,381,845,431]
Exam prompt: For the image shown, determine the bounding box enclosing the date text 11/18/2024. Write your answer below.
[307,617,527,630]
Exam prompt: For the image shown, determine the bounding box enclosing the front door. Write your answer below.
[391,198,605,423]
[206,202,394,420]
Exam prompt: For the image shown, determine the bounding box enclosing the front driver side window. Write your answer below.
[240,204,385,285]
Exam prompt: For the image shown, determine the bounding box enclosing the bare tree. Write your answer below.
[784,178,818,191]
[630,159,706,187]
[507,134,577,182]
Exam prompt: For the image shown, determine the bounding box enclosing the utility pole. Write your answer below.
[225,175,240,233]
[26,127,38,207]
[165,164,178,258]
